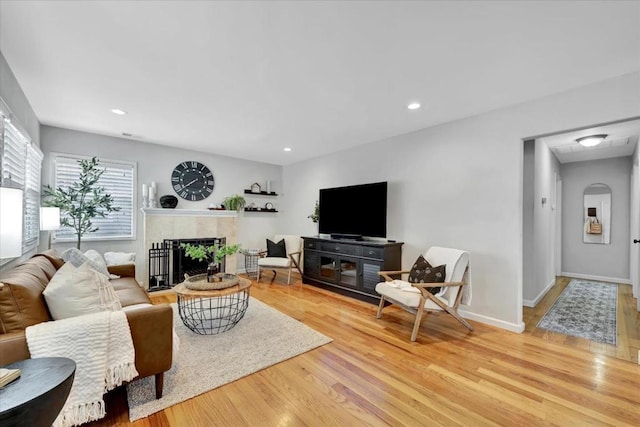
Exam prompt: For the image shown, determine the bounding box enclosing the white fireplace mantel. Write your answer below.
[140,208,238,218]
[141,207,238,288]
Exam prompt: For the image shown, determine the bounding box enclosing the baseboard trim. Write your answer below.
[561,272,631,285]
[523,278,556,308]
[458,309,525,333]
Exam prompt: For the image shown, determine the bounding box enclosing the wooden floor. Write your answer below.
[523,276,640,364]
[90,273,640,426]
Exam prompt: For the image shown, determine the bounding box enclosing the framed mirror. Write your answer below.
[583,183,611,244]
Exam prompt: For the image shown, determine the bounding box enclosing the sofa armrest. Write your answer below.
[0,304,173,381]
[0,331,30,365]
[108,264,136,278]
[126,304,173,379]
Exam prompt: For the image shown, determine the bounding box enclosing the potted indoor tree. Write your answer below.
[42,157,120,249]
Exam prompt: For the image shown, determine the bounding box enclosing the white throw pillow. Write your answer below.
[43,262,122,320]
[62,248,111,278]
[104,251,136,266]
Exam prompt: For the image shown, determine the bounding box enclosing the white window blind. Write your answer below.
[53,155,136,241]
[24,144,43,251]
[1,121,27,188]
[1,114,42,255]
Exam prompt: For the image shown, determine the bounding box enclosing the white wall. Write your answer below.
[522,141,535,304]
[0,52,39,147]
[523,139,560,306]
[629,137,640,302]
[560,157,631,283]
[281,71,640,332]
[40,126,283,282]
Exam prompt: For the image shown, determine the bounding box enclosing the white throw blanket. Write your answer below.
[26,311,138,427]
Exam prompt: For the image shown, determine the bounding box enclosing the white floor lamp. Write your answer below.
[40,207,61,250]
[0,187,24,259]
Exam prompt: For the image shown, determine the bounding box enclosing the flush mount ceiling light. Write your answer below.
[576,134,607,147]
[283,147,292,152]
[111,109,127,115]
[407,102,421,110]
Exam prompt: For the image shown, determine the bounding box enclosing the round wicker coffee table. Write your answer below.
[174,278,251,335]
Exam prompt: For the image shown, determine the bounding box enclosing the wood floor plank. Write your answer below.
[86,274,639,426]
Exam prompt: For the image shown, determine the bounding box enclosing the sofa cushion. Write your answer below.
[104,252,136,266]
[0,256,56,333]
[43,262,122,320]
[111,277,152,307]
[61,248,111,278]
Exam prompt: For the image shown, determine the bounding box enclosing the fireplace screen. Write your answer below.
[148,237,226,291]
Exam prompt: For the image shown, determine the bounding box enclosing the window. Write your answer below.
[0,108,43,257]
[52,154,136,241]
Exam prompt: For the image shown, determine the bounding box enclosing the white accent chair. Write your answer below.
[375,246,473,342]
[257,235,303,285]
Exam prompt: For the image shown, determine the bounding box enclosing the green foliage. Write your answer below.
[42,157,120,249]
[181,243,241,265]
[307,200,319,223]
[222,194,246,211]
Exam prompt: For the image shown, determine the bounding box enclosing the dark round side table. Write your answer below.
[0,357,76,427]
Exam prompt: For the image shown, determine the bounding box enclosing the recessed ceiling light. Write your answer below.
[111,109,127,115]
[407,103,421,110]
[576,134,607,147]
[283,147,292,152]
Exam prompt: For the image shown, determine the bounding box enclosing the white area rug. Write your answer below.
[126,298,332,421]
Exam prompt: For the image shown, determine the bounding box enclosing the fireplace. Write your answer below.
[148,237,226,291]
[141,208,238,289]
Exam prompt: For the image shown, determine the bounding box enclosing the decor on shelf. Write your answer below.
[159,194,178,209]
[222,194,246,211]
[0,187,24,258]
[142,182,158,208]
[307,200,319,223]
[171,161,214,201]
[43,157,121,249]
[250,182,261,193]
[181,242,241,282]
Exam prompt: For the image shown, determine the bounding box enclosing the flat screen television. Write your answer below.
[318,181,387,239]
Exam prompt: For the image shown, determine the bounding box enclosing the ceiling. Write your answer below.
[540,119,640,164]
[1,1,639,165]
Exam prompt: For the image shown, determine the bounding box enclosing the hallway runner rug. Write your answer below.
[537,279,617,345]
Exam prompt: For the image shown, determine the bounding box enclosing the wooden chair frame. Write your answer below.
[376,268,473,341]
[257,251,303,285]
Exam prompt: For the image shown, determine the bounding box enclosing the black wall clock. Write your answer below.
[171,161,214,201]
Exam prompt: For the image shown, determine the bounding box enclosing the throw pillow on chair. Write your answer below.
[266,239,287,258]
[408,255,446,295]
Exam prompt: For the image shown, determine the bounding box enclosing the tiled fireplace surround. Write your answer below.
[141,208,238,289]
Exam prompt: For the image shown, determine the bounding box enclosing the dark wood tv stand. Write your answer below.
[302,237,403,304]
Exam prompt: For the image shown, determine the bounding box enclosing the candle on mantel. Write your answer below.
[142,184,148,198]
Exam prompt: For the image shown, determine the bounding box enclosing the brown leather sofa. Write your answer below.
[0,250,172,398]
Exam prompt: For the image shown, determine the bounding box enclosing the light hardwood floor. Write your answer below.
[523,276,640,364]
[90,273,640,426]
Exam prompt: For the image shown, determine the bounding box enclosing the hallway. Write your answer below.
[524,276,640,364]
